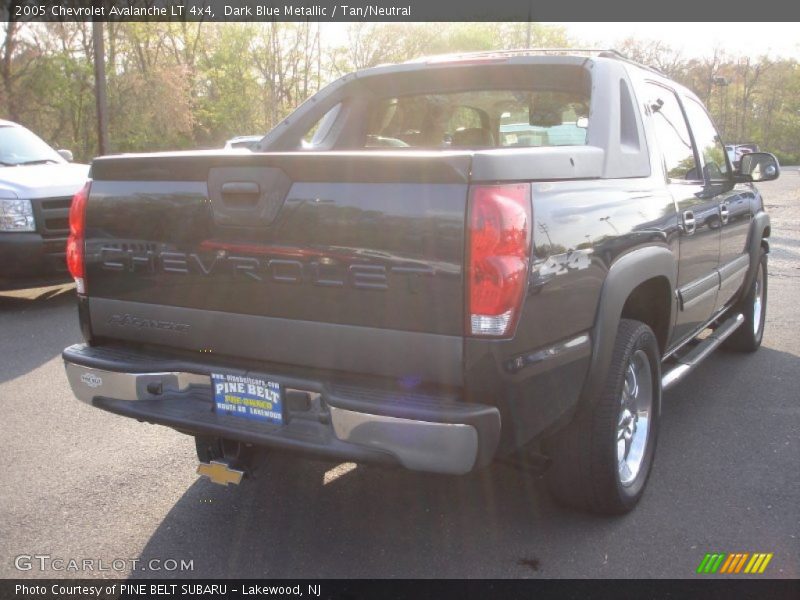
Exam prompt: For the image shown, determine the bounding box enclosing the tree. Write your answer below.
[1,20,23,121]
[617,38,687,80]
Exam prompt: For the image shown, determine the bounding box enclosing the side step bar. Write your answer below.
[662,313,744,392]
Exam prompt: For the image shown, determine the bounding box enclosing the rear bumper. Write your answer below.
[0,232,69,290]
[63,343,500,475]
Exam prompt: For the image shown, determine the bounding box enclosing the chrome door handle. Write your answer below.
[682,210,696,235]
[720,203,730,225]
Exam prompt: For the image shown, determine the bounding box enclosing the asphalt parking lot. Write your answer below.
[1,170,798,580]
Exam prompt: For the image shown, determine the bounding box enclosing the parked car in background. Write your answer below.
[0,120,89,290]
[726,143,760,169]
[223,135,263,151]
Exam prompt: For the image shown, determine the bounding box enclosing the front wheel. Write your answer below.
[723,249,767,353]
[545,319,661,514]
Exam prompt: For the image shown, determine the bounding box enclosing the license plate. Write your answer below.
[212,372,283,425]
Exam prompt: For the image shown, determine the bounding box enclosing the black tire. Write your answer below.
[545,319,661,514]
[723,249,767,353]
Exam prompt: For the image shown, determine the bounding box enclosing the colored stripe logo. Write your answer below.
[696,552,773,574]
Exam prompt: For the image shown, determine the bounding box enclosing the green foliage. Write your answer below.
[193,24,263,146]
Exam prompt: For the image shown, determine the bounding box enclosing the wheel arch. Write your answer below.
[741,211,770,300]
[621,276,672,354]
[582,245,677,406]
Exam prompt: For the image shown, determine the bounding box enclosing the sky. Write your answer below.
[554,22,800,59]
[322,22,800,60]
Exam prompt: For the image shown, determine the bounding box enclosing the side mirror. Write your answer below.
[737,152,780,182]
[57,149,74,162]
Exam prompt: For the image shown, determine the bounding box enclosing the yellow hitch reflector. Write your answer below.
[197,460,244,486]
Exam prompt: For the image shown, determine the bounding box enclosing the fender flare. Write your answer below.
[582,245,677,405]
[739,211,770,298]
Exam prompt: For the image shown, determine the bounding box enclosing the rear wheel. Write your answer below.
[723,249,767,352]
[545,319,661,514]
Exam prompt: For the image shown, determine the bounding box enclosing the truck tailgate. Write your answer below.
[83,151,471,384]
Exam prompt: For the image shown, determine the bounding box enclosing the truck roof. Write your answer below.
[356,48,660,76]
[350,48,699,105]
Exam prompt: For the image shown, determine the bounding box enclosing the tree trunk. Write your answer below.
[1,21,19,121]
[93,21,110,155]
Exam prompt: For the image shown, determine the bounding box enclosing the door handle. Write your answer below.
[719,203,730,225]
[220,181,260,208]
[682,210,696,235]
[221,181,260,195]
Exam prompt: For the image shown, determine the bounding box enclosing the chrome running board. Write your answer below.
[662,313,744,392]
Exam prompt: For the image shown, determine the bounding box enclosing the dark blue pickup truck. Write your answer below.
[62,51,779,514]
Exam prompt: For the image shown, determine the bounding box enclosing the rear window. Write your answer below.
[363,90,590,149]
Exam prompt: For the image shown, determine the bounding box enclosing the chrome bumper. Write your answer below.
[64,361,484,475]
[65,363,209,403]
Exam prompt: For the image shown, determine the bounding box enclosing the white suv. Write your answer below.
[0,120,89,290]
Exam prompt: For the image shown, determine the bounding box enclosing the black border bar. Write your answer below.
[3,0,800,22]
[2,579,800,600]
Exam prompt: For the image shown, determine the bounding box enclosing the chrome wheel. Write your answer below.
[753,263,764,336]
[617,349,653,487]
[545,319,660,513]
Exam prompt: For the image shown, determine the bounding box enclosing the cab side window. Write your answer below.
[682,97,730,182]
[645,83,699,182]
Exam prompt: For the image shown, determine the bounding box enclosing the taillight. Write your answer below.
[467,183,532,337]
[66,180,91,294]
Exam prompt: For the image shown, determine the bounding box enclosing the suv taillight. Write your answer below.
[66,180,91,294]
[467,183,532,337]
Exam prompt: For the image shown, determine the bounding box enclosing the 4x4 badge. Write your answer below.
[81,372,102,388]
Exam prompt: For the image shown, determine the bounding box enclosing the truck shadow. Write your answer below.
[131,454,573,579]
[0,284,80,384]
[132,345,800,578]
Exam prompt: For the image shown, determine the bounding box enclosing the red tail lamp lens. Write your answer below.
[467,184,532,337]
[67,180,91,290]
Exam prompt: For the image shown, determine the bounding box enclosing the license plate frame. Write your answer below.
[211,372,284,425]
